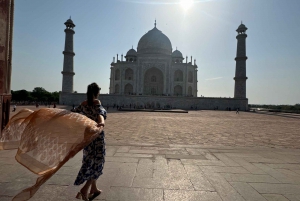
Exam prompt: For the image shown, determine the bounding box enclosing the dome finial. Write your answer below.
[241,20,243,24]
[154,19,156,28]
[176,46,177,50]
[70,16,71,19]
[132,45,133,49]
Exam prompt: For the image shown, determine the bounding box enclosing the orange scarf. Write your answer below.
[0,108,103,201]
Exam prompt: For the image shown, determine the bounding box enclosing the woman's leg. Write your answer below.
[80,179,92,196]
[90,179,101,193]
[88,132,105,196]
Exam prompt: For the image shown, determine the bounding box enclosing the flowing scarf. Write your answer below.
[0,108,104,201]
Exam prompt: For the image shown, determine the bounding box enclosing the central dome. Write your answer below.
[137,26,172,55]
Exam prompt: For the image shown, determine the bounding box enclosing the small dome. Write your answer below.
[66,19,73,24]
[126,48,137,57]
[239,24,247,29]
[172,50,183,58]
[236,23,247,32]
[64,18,75,27]
[137,27,172,55]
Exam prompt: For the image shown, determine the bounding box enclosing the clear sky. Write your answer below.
[12,0,300,105]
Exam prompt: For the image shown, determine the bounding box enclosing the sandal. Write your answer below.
[88,190,102,201]
[75,192,89,201]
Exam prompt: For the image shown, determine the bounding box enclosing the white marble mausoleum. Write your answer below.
[109,21,197,97]
[60,19,249,110]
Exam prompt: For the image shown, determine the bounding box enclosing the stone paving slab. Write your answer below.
[183,165,215,191]
[164,190,222,201]
[165,154,207,160]
[284,194,300,201]
[202,172,245,201]
[262,194,290,201]
[249,182,300,195]
[181,158,227,166]
[1,108,300,200]
[230,182,267,201]
[219,173,280,183]
[231,158,266,174]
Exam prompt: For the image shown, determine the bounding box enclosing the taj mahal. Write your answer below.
[59,19,249,110]
[109,20,197,97]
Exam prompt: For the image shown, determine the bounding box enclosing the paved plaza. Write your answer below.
[1,106,300,200]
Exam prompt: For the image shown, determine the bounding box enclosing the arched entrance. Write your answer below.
[174,85,182,96]
[115,69,120,80]
[115,84,120,94]
[143,67,164,95]
[125,68,133,80]
[188,71,193,83]
[174,70,183,81]
[124,83,133,94]
[188,86,192,96]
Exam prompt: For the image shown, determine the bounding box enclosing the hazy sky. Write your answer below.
[12,0,300,105]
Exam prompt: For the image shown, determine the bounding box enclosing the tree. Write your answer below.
[12,89,31,101]
[11,88,60,103]
[31,87,50,101]
[51,91,59,102]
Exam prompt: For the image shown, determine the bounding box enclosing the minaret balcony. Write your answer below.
[235,56,248,61]
[61,71,75,75]
[236,34,247,39]
[64,29,75,34]
[62,51,75,56]
[233,77,248,80]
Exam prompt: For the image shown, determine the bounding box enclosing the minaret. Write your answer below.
[234,23,248,99]
[61,18,75,93]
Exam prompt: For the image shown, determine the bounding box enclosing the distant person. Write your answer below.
[12,105,16,112]
[236,108,239,114]
[53,103,56,108]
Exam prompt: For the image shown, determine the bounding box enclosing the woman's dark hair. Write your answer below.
[87,83,101,106]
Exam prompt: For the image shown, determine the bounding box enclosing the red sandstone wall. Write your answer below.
[0,0,14,131]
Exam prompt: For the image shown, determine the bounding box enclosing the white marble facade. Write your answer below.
[109,23,198,97]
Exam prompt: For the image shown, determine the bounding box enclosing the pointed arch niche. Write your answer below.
[174,70,183,81]
[174,85,182,96]
[188,86,192,96]
[143,67,164,95]
[115,84,120,94]
[188,71,193,83]
[124,83,133,94]
[115,69,120,80]
[125,68,133,80]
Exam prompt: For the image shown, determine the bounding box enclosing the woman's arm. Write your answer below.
[97,114,105,127]
[94,99,106,127]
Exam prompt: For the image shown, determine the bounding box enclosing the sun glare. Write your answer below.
[180,0,194,11]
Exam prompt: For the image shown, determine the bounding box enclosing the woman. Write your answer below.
[73,83,107,201]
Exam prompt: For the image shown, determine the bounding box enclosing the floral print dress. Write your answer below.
[73,103,107,185]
